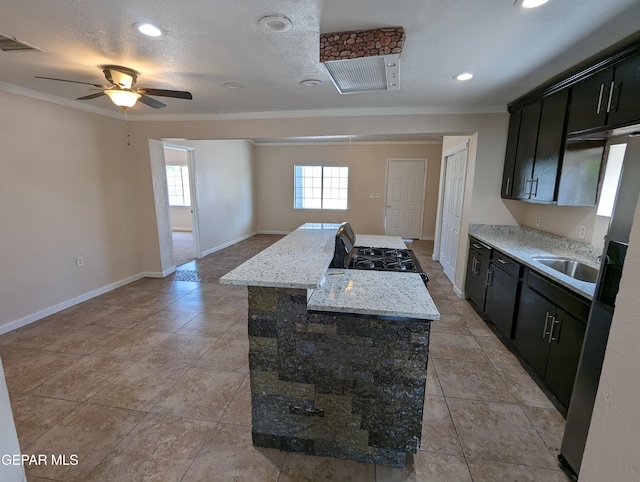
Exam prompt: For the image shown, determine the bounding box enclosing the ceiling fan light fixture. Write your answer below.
[104,89,141,108]
[455,72,473,81]
[134,22,163,37]
[224,82,245,90]
[515,0,550,8]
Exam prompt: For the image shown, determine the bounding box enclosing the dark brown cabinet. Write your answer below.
[513,269,589,408]
[465,237,491,311]
[502,90,569,203]
[485,252,523,339]
[567,53,640,135]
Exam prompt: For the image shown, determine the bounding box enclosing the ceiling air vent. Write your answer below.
[0,32,41,52]
[320,27,404,94]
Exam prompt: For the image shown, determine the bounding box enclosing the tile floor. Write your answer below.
[0,235,571,481]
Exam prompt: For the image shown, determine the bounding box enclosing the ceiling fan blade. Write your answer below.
[36,76,106,88]
[76,92,106,101]
[139,94,166,109]
[137,88,192,99]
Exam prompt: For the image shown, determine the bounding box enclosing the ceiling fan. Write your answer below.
[36,65,192,109]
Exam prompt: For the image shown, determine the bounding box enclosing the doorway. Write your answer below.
[384,159,427,238]
[163,143,200,267]
[439,144,468,283]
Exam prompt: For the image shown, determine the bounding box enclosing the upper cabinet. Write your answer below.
[567,53,640,135]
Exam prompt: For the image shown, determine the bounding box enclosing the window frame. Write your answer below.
[293,164,350,211]
[165,164,192,207]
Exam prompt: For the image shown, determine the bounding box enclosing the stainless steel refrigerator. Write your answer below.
[559,134,640,476]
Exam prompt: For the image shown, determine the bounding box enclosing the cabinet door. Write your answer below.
[501,110,522,199]
[513,279,556,377]
[485,264,520,339]
[545,309,587,408]
[607,53,640,128]
[512,101,542,199]
[567,68,614,134]
[465,249,489,311]
[531,90,568,202]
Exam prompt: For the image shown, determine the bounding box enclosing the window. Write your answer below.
[166,165,191,206]
[294,165,349,210]
[597,143,626,217]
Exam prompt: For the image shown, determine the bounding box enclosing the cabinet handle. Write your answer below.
[531,178,539,197]
[525,178,532,196]
[471,257,478,275]
[606,81,615,113]
[485,269,493,287]
[548,317,561,344]
[596,83,605,114]
[472,243,482,249]
[497,258,508,265]
[505,178,512,196]
[543,312,552,338]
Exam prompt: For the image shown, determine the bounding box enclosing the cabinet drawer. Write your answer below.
[528,270,590,321]
[491,251,523,278]
[469,237,492,258]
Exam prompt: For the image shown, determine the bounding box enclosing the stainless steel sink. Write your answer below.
[531,256,599,283]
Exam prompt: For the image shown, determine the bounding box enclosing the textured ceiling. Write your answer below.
[0,0,639,121]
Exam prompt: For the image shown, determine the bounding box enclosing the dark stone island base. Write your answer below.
[247,286,431,467]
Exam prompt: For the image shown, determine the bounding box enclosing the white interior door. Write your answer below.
[384,159,426,238]
[439,147,468,283]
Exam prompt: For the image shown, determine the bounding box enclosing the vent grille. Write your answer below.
[0,32,41,52]
[323,54,400,94]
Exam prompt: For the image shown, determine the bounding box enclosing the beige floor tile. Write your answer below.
[433,358,516,403]
[426,359,444,397]
[419,395,463,456]
[447,398,558,469]
[88,361,188,411]
[56,303,122,325]
[462,315,494,337]
[205,297,247,316]
[84,412,214,482]
[430,314,472,335]
[429,332,488,362]
[132,309,199,333]
[220,374,252,425]
[377,451,472,482]
[8,393,80,447]
[521,406,567,453]
[182,423,284,482]
[152,368,245,421]
[195,338,249,373]
[221,316,249,340]
[475,335,522,367]
[0,346,81,393]
[38,324,119,356]
[493,363,555,409]
[25,403,145,482]
[90,306,158,330]
[467,458,570,481]
[431,298,458,315]
[177,311,239,338]
[30,356,134,401]
[91,329,172,360]
[451,299,478,317]
[143,333,214,367]
[279,453,375,482]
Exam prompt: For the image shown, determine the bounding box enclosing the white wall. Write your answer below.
[254,142,442,236]
[580,195,640,481]
[0,359,25,481]
[0,91,141,334]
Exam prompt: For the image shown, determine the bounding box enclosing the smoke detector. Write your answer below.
[320,27,404,94]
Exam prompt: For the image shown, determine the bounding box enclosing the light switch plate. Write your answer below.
[535,215,541,227]
[579,224,588,239]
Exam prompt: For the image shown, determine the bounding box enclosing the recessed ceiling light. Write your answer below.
[134,22,163,37]
[455,72,473,81]
[258,15,293,32]
[300,79,322,87]
[224,82,245,90]
[515,0,550,8]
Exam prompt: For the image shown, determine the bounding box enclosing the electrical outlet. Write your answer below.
[579,224,588,240]
[535,215,541,227]
[76,256,84,267]
[369,193,381,199]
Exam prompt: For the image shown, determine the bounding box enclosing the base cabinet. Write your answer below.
[513,269,588,408]
[485,254,523,339]
[465,238,491,311]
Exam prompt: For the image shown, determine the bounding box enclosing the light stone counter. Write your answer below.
[356,235,407,249]
[469,224,602,299]
[308,269,439,320]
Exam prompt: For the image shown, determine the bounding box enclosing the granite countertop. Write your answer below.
[468,224,602,300]
[308,269,439,320]
[356,235,407,249]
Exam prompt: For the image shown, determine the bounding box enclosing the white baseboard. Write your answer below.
[200,231,259,257]
[142,265,176,278]
[171,228,193,232]
[0,273,145,336]
[419,236,435,241]
[453,285,465,298]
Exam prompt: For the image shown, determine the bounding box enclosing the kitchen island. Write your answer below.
[220,223,439,467]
